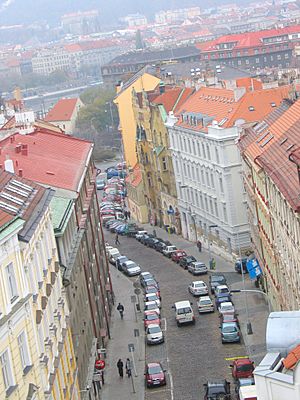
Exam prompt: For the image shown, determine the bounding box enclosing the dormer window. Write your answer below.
[248,106,255,111]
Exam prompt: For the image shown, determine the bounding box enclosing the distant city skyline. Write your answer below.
[0,0,244,26]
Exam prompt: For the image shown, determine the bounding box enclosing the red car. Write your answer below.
[230,358,254,380]
[171,250,187,263]
[143,311,161,328]
[145,362,166,388]
[220,313,240,327]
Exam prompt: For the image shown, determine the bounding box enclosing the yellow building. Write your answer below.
[133,84,192,231]
[0,170,79,400]
[125,164,148,223]
[114,68,160,168]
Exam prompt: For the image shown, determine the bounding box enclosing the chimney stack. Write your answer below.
[15,144,22,153]
[18,169,23,177]
[159,81,165,94]
[21,144,28,156]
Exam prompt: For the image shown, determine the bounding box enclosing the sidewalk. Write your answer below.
[140,222,268,364]
[101,265,145,400]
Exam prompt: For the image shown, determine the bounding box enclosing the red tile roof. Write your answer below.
[0,128,92,192]
[64,39,119,53]
[152,87,194,113]
[283,344,300,370]
[197,25,300,51]
[44,98,79,122]
[125,164,142,187]
[175,85,291,130]
[239,99,300,212]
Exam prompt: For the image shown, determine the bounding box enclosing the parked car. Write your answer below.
[140,272,154,286]
[171,250,187,263]
[153,239,166,251]
[188,262,208,275]
[235,377,255,395]
[145,286,161,299]
[145,362,166,388]
[116,255,128,270]
[221,313,240,328]
[221,321,240,343]
[136,230,147,241]
[144,301,160,315]
[230,358,254,381]
[144,236,157,247]
[209,274,227,294]
[179,255,196,269]
[144,293,161,307]
[235,257,248,274]
[203,380,231,400]
[155,241,169,253]
[144,278,159,289]
[215,293,232,309]
[173,300,195,326]
[121,261,141,276]
[188,280,208,296]
[147,238,160,249]
[197,296,214,313]
[144,311,161,328]
[107,248,120,265]
[219,301,235,316]
[96,178,106,190]
[141,234,154,245]
[215,285,230,297]
[163,245,177,257]
[146,324,164,345]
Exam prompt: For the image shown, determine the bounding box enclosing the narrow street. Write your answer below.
[105,230,248,400]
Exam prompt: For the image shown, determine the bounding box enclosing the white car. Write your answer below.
[215,285,230,297]
[122,261,141,276]
[197,296,214,313]
[163,245,177,257]
[188,281,208,296]
[218,301,235,315]
[144,301,160,315]
[146,324,164,345]
[136,230,147,240]
[144,293,161,307]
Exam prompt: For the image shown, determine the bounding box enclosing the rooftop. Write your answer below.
[175,85,291,129]
[50,196,73,235]
[0,170,54,242]
[125,163,142,187]
[0,128,93,192]
[44,98,79,122]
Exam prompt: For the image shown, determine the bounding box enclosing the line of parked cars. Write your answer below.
[135,230,208,275]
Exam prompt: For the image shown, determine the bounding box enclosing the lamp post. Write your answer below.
[191,212,197,242]
[208,224,218,269]
[231,289,271,314]
[236,229,253,335]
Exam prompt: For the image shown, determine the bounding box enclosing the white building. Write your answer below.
[167,114,250,254]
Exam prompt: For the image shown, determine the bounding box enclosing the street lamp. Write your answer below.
[208,224,218,269]
[231,289,271,314]
[191,212,197,242]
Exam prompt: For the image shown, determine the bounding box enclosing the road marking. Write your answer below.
[225,356,249,361]
[168,370,174,400]
[162,317,167,332]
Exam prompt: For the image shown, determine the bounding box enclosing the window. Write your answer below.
[245,59,249,65]
[256,58,259,64]
[6,263,18,302]
[210,173,215,188]
[219,176,224,193]
[202,143,206,158]
[215,147,220,163]
[18,332,31,372]
[277,54,281,60]
[206,144,211,160]
[0,350,14,391]
[162,157,167,171]
[206,171,210,187]
[223,205,228,222]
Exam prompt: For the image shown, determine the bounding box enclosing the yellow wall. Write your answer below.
[114,73,160,168]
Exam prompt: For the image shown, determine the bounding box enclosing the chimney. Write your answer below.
[159,81,165,94]
[10,136,15,143]
[21,144,28,156]
[15,144,22,153]
[18,169,23,177]
[4,158,14,174]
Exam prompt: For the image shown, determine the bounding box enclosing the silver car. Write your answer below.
[188,281,208,296]
[197,296,214,313]
[188,262,208,275]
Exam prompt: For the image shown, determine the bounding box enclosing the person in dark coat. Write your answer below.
[117,359,124,377]
[115,233,120,245]
[125,358,131,378]
[197,240,202,252]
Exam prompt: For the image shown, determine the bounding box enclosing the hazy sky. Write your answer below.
[0,0,225,25]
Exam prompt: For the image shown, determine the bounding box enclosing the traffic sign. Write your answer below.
[134,329,139,337]
[134,288,141,295]
[95,359,106,370]
[133,282,140,289]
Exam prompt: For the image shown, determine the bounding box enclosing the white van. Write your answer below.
[173,300,195,326]
[107,248,120,265]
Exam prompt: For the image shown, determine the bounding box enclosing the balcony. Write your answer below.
[62,228,85,286]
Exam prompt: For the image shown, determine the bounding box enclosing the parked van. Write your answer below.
[107,248,120,265]
[173,300,195,326]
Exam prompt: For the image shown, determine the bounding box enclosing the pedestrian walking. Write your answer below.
[125,358,131,378]
[197,240,202,252]
[153,229,157,238]
[117,302,124,319]
[117,359,124,378]
[115,233,120,245]
[124,210,128,220]
[127,210,131,219]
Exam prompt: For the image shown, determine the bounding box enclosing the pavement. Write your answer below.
[101,222,269,399]
[101,265,145,400]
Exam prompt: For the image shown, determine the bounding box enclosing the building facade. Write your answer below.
[167,85,291,253]
[238,98,300,311]
[125,164,148,223]
[0,170,79,400]
[0,124,113,399]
